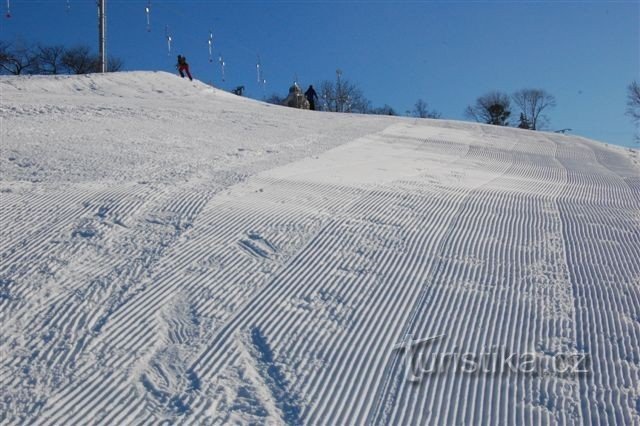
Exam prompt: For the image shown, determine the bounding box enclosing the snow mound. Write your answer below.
[1,71,639,425]
[2,70,220,98]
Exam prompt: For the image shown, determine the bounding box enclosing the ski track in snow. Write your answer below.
[1,72,639,425]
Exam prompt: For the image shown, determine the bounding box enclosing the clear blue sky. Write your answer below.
[1,1,638,146]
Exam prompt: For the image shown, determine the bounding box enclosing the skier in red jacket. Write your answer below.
[176,55,193,81]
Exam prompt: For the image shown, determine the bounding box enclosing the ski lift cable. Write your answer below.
[150,2,263,67]
[46,2,284,91]
[161,21,250,85]
[153,5,217,76]
[179,8,255,57]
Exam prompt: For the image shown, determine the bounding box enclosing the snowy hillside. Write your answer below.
[1,71,639,425]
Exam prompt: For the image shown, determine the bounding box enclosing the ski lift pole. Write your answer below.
[98,0,106,73]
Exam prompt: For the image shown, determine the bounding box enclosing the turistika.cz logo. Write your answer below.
[392,334,589,383]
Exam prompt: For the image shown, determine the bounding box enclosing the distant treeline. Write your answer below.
[4,39,638,138]
[464,89,557,130]
[0,40,123,76]
[266,71,442,120]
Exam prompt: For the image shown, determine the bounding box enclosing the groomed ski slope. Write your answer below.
[1,71,639,425]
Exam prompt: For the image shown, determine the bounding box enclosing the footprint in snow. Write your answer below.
[237,232,278,260]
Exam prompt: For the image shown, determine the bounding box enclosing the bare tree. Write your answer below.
[1,41,123,75]
[370,104,397,116]
[61,46,99,74]
[413,99,441,119]
[0,41,11,73]
[318,70,369,113]
[465,91,512,126]
[36,44,66,74]
[511,88,556,130]
[318,80,335,111]
[0,41,39,75]
[107,56,124,72]
[628,81,640,144]
[265,93,285,105]
[626,81,640,122]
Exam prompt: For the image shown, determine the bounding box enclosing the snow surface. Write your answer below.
[1,71,639,425]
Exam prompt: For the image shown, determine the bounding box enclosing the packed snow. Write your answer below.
[1,71,639,425]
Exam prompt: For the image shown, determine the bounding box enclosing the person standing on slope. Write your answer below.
[305,85,318,111]
[176,55,193,81]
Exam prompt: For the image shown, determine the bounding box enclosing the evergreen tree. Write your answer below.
[512,88,556,130]
[488,103,510,126]
[517,113,531,129]
[413,99,442,119]
[465,91,512,126]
